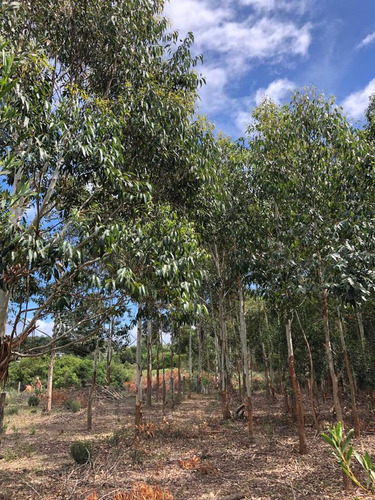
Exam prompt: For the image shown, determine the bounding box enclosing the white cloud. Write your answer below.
[165,1,312,68]
[164,0,230,38]
[199,18,311,62]
[255,78,296,105]
[342,78,375,120]
[357,31,375,49]
[35,320,55,337]
[6,318,55,337]
[165,0,312,130]
[199,66,230,114]
[240,0,312,15]
[234,109,254,133]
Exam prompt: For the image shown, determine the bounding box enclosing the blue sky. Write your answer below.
[164,0,375,137]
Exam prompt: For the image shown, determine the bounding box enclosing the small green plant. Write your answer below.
[70,441,92,464]
[65,399,81,413]
[6,406,19,415]
[28,395,39,407]
[321,421,375,492]
[29,424,36,435]
[108,426,132,446]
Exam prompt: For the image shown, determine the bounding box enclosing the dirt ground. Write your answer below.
[1,388,375,500]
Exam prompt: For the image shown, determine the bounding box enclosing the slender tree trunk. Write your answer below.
[197,324,202,394]
[135,315,143,426]
[219,290,231,420]
[0,391,6,434]
[238,279,253,438]
[87,343,98,431]
[188,326,192,398]
[161,330,166,414]
[206,333,211,394]
[0,289,9,342]
[338,309,360,437]
[286,318,307,454]
[262,342,272,399]
[156,330,160,403]
[356,309,366,352]
[295,311,319,431]
[0,289,10,388]
[177,329,182,402]
[170,331,174,408]
[106,318,114,386]
[146,319,152,407]
[322,289,343,424]
[44,346,56,414]
[237,360,242,400]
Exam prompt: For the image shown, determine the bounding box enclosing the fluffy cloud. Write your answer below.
[199,18,311,62]
[240,0,312,15]
[164,0,229,34]
[165,0,312,131]
[165,0,312,67]
[255,78,296,105]
[6,318,55,337]
[342,78,375,120]
[232,78,296,134]
[199,66,230,114]
[357,32,375,49]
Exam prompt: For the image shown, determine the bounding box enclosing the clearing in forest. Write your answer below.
[1,390,374,500]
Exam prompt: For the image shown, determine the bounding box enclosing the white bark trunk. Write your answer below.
[0,289,10,342]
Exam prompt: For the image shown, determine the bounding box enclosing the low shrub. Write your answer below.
[28,395,39,407]
[70,440,92,464]
[65,399,81,413]
[6,407,19,415]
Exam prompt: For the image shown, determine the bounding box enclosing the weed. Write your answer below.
[108,426,132,446]
[5,406,19,415]
[322,421,375,492]
[70,440,92,464]
[28,395,39,407]
[65,399,81,413]
[30,424,36,435]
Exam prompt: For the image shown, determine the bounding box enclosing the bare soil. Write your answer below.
[1,389,375,500]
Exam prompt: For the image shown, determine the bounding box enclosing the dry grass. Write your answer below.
[1,389,375,499]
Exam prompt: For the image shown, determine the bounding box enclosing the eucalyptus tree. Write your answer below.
[112,204,207,423]
[250,91,375,441]
[0,0,212,388]
[191,136,257,427]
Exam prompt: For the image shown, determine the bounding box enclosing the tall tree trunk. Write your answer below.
[238,279,253,438]
[322,289,343,424]
[177,329,182,402]
[338,309,360,437]
[0,289,9,342]
[197,324,202,394]
[161,330,166,414]
[146,319,152,407]
[44,346,56,414]
[295,311,319,431]
[219,290,231,420]
[170,330,174,408]
[188,326,192,398]
[156,329,160,403]
[135,315,143,426]
[356,309,366,352]
[87,343,98,431]
[206,331,211,394]
[106,318,114,386]
[0,391,6,434]
[0,289,10,388]
[286,318,307,454]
